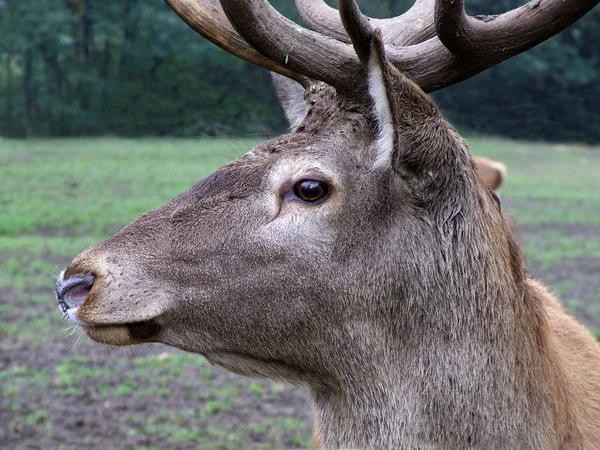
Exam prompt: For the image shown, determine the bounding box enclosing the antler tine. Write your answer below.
[434,0,471,55]
[165,0,305,84]
[295,0,349,43]
[435,0,600,59]
[383,0,600,92]
[296,0,435,47]
[338,0,374,64]
[383,0,436,46]
[219,0,362,92]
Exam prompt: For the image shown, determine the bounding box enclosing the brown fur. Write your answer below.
[313,277,600,448]
[530,279,600,444]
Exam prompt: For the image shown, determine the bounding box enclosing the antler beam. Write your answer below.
[295,0,349,43]
[396,0,600,90]
[219,0,360,91]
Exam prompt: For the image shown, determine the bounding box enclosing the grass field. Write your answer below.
[1,137,599,449]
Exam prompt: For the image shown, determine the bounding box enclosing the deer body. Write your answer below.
[55,1,600,448]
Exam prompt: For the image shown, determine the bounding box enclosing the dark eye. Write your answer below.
[294,180,329,203]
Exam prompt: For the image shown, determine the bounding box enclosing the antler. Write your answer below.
[296,0,436,46]
[435,0,599,58]
[218,0,358,90]
[165,0,600,93]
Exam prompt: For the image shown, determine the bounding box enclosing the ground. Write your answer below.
[1,137,599,449]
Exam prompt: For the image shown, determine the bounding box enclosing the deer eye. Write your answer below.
[294,180,329,203]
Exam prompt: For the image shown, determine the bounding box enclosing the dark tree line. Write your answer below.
[1,0,599,143]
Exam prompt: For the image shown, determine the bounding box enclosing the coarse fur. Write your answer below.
[56,16,600,450]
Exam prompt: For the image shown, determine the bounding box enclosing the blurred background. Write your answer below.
[1,0,599,142]
[1,1,599,449]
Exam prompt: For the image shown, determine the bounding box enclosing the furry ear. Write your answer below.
[474,157,507,191]
[366,29,398,169]
[365,29,457,184]
[272,73,307,130]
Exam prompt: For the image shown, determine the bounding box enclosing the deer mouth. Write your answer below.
[56,271,163,345]
[79,319,163,346]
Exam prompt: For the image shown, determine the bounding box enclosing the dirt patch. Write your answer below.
[1,339,313,450]
[519,223,600,331]
[530,257,600,331]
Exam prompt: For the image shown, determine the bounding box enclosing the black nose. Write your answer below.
[56,273,96,313]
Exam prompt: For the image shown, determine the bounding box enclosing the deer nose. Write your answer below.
[56,273,96,313]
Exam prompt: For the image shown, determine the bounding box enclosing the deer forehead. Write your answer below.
[268,153,340,189]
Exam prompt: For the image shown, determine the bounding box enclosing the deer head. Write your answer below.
[55,1,599,448]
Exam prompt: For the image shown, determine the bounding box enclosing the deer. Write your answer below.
[55,0,600,448]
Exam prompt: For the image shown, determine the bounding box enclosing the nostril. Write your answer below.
[56,273,96,311]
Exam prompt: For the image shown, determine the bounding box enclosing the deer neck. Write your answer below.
[309,279,563,449]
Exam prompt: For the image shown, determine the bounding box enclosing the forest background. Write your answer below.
[2,0,599,143]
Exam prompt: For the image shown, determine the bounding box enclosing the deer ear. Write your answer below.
[272,73,307,130]
[474,157,507,191]
[365,30,447,183]
[365,29,398,170]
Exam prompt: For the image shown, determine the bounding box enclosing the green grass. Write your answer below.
[520,230,600,267]
[0,137,598,449]
[0,138,263,238]
[472,138,600,225]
